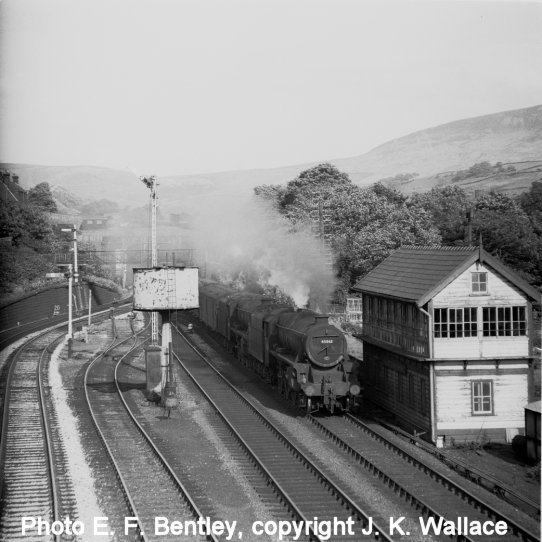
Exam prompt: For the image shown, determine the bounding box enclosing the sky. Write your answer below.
[1,0,541,176]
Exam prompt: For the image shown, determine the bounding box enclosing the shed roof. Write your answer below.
[352,246,541,307]
[525,401,541,414]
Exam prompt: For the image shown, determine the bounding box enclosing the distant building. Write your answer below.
[48,213,82,226]
[353,246,541,446]
[80,217,111,246]
[0,170,26,203]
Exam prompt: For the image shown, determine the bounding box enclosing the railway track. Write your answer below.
[174,318,541,542]
[307,413,540,542]
[0,304,135,541]
[0,328,75,542]
[84,324,218,542]
[374,417,540,519]
[172,323,393,542]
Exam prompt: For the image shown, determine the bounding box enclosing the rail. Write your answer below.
[341,414,540,542]
[375,417,541,520]
[171,322,393,542]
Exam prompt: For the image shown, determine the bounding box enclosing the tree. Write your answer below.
[255,164,441,298]
[333,188,440,288]
[0,247,56,295]
[471,198,542,285]
[0,200,54,251]
[519,181,542,235]
[377,172,419,185]
[254,163,355,227]
[408,185,469,244]
[253,184,286,212]
[370,181,407,206]
[75,241,113,280]
[279,163,353,208]
[475,191,518,213]
[27,182,57,213]
[468,161,493,177]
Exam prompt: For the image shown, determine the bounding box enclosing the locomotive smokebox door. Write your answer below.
[163,382,178,409]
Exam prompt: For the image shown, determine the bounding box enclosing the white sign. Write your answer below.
[133,267,199,310]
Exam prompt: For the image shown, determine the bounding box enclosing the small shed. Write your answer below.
[525,401,541,463]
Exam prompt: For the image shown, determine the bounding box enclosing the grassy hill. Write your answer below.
[333,104,542,183]
[385,160,542,196]
[2,104,541,212]
[1,164,145,207]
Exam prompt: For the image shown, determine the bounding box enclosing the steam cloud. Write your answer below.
[191,193,336,309]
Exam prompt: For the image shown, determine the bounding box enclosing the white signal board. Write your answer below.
[133,267,199,310]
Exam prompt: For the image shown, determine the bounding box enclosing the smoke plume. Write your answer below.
[191,192,336,309]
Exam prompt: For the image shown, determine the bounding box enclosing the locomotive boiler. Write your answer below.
[198,280,361,413]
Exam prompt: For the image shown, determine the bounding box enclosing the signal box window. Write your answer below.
[434,307,477,338]
[482,306,526,337]
[471,272,488,294]
[472,380,493,415]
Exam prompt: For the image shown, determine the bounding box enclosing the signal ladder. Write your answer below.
[166,267,177,307]
[309,204,333,269]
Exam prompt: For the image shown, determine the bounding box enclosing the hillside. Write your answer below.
[159,104,542,204]
[333,104,542,183]
[1,164,145,207]
[2,104,541,211]
[385,160,542,196]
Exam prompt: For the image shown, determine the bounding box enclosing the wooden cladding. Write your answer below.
[362,294,429,357]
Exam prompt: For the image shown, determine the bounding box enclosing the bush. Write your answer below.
[0,247,57,296]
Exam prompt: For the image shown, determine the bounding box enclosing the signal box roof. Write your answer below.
[352,246,541,307]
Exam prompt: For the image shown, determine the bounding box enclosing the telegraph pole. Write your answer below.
[141,176,159,345]
[465,207,474,245]
[67,264,73,338]
[309,198,333,269]
[66,263,73,357]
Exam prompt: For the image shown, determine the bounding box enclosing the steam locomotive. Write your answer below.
[198,281,361,413]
